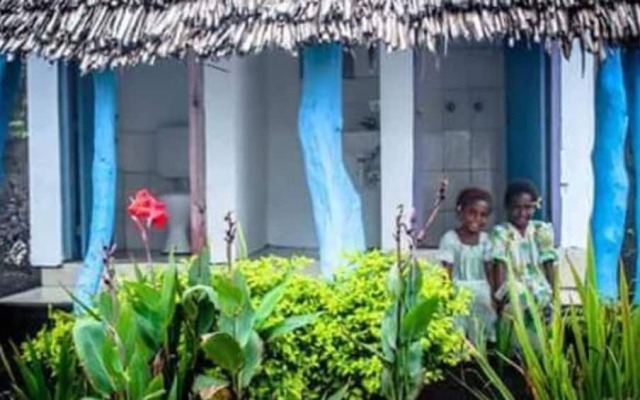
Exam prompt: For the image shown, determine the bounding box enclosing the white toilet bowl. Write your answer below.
[160,193,190,254]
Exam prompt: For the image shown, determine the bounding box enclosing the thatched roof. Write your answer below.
[0,0,638,71]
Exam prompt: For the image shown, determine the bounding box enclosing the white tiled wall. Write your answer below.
[416,44,506,247]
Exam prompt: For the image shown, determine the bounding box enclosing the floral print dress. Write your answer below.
[491,221,558,315]
[439,231,496,343]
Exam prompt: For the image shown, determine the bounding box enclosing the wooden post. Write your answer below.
[298,43,365,278]
[74,70,117,311]
[592,49,628,300]
[0,57,21,186]
[187,53,207,254]
[623,48,640,303]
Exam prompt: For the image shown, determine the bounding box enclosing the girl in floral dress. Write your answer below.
[438,188,497,344]
[491,180,558,325]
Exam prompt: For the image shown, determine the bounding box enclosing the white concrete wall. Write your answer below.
[265,52,316,248]
[115,60,189,251]
[560,46,595,249]
[205,56,268,262]
[414,45,506,247]
[235,57,268,255]
[28,57,63,267]
[380,49,415,250]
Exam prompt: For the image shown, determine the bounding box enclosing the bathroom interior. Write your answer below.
[111,41,506,259]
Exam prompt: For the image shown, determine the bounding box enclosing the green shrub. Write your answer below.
[18,252,469,399]
[21,311,75,367]
[241,251,470,399]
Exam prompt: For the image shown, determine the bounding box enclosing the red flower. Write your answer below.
[128,189,169,229]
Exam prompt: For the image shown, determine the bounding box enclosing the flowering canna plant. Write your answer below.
[127,189,169,264]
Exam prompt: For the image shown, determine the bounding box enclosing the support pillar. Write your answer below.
[28,57,64,267]
[623,48,640,303]
[591,49,628,300]
[559,46,595,250]
[298,44,365,277]
[380,49,414,250]
[187,54,207,254]
[204,59,238,263]
[74,70,117,310]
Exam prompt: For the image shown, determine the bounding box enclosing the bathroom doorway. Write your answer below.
[114,60,191,257]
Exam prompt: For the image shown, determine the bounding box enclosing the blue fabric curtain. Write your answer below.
[592,48,628,300]
[74,70,117,311]
[298,44,365,278]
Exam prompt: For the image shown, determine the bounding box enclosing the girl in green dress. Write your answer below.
[491,180,557,323]
[438,188,497,343]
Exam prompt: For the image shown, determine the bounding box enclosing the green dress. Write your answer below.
[491,221,558,311]
[438,230,496,343]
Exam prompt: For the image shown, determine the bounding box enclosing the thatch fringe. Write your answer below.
[0,0,638,70]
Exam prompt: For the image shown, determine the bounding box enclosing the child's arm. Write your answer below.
[491,260,506,312]
[442,262,454,280]
[536,221,558,292]
[437,232,455,281]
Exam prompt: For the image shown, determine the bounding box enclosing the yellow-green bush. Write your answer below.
[21,310,75,366]
[240,251,470,399]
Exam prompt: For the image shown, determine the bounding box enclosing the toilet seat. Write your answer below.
[160,193,191,254]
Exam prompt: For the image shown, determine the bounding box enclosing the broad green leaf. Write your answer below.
[193,375,229,393]
[14,342,50,400]
[406,341,423,396]
[265,313,321,341]
[54,333,77,400]
[233,271,252,304]
[182,286,217,335]
[167,373,179,400]
[240,331,264,387]
[143,375,166,400]
[189,246,212,286]
[100,332,126,391]
[255,278,289,328]
[202,332,245,372]
[212,275,244,316]
[387,266,402,299]
[401,297,439,341]
[236,221,249,260]
[73,319,118,395]
[143,390,166,400]
[381,369,395,399]
[381,306,398,355]
[96,291,116,324]
[159,259,178,329]
[127,349,151,400]
[131,304,163,351]
[236,304,256,347]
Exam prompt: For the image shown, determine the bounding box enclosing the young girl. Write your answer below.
[491,180,557,322]
[438,188,496,343]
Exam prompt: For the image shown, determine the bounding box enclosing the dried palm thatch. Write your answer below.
[0,0,638,71]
